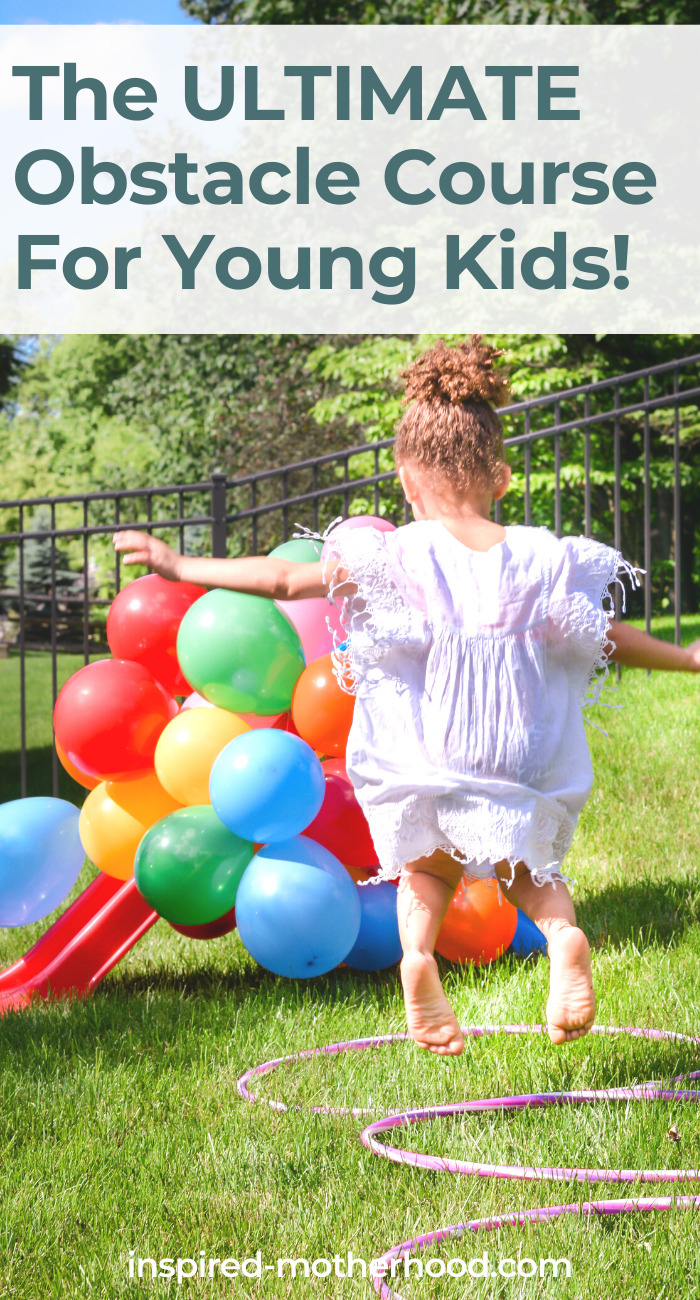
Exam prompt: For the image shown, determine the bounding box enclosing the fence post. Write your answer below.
[211,470,228,558]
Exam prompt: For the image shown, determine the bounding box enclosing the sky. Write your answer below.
[2,0,197,21]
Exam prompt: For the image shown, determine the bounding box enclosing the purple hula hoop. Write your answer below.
[237,1024,700,1299]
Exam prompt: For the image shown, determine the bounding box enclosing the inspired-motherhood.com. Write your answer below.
[127,1248,572,1283]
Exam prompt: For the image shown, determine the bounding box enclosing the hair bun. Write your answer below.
[401,336,510,407]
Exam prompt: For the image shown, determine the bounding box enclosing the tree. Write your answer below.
[0,338,20,405]
[1,506,83,649]
[180,0,700,24]
[0,333,364,573]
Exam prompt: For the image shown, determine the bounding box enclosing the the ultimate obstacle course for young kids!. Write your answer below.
[0,514,545,1014]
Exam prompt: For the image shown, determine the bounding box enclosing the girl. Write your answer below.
[114,337,700,1058]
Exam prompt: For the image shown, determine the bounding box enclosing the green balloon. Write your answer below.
[134,806,253,926]
[269,537,323,563]
[176,588,305,714]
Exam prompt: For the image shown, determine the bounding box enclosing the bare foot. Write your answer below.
[400,951,465,1056]
[546,925,596,1045]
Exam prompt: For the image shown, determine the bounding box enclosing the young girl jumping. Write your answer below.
[114,337,700,1057]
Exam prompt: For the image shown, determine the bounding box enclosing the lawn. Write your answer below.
[1,624,700,1298]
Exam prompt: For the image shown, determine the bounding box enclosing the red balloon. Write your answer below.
[272,711,300,736]
[169,905,237,940]
[107,574,207,696]
[435,878,517,966]
[304,759,378,868]
[291,654,355,758]
[53,658,178,782]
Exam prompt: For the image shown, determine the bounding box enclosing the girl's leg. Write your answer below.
[397,850,466,1057]
[495,862,595,1045]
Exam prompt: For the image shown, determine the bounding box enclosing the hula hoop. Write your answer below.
[237,1032,411,1116]
[237,1024,700,1298]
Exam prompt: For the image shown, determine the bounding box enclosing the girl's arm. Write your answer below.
[112,529,353,601]
[606,620,700,672]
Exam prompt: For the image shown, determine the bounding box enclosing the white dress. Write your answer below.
[324,521,639,887]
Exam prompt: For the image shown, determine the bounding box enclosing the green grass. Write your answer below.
[2,626,700,1297]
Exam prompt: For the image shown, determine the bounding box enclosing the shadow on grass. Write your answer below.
[578,874,700,950]
[2,945,699,1097]
[0,745,84,804]
[0,960,402,1069]
[104,956,401,1003]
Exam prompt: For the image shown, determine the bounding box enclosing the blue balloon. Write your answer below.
[508,909,548,957]
[209,729,325,844]
[235,835,361,977]
[344,880,402,971]
[0,798,84,927]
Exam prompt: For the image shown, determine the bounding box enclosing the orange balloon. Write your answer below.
[291,654,355,758]
[435,878,517,966]
[343,863,375,885]
[154,707,250,805]
[79,774,182,880]
[55,739,100,790]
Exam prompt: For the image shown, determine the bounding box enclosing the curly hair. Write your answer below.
[395,336,511,493]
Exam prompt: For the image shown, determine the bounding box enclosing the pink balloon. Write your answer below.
[180,692,215,711]
[321,515,397,568]
[181,694,280,730]
[331,515,396,536]
[275,597,345,665]
[239,711,284,729]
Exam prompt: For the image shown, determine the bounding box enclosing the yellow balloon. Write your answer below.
[79,774,182,881]
[154,707,250,805]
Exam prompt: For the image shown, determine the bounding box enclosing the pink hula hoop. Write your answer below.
[238,1024,700,1298]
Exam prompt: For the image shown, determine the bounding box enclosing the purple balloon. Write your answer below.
[331,515,396,536]
[0,798,84,927]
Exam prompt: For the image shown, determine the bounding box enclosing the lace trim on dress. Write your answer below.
[320,528,422,698]
[360,791,575,892]
[365,852,571,892]
[578,548,644,729]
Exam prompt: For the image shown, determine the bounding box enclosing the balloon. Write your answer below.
[344,880,402,971]
[169,904,237,941]
[183,697,286,732]
[275,595,344,666]
[343,864,374,884]
[107,574,207,696]
[272,712,300,736]
[435,878,517,966]
[330,515,396,536]
[176,589,305,715]
[271,535,342,663]
[79,775,182,881]
[291,654,355,758]
[53,659,178,782]
[180,692,215,711]
[0,798,84,926]
[235,836,361,978]
[55,740,100,791]
[270,538,323,562]
[304,758,378,868]
[509,909,548,957]
[134,806,253,926]
[239,712,283,729]
[154,707,250,805]
[210,729,325,844]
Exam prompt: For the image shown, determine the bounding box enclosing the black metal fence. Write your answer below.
[2,352,699,801]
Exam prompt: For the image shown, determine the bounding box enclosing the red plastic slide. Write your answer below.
[0,874,158,1013]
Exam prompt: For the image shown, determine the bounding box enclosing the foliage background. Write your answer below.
[1,333,699,630]
[179,0,700,27]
